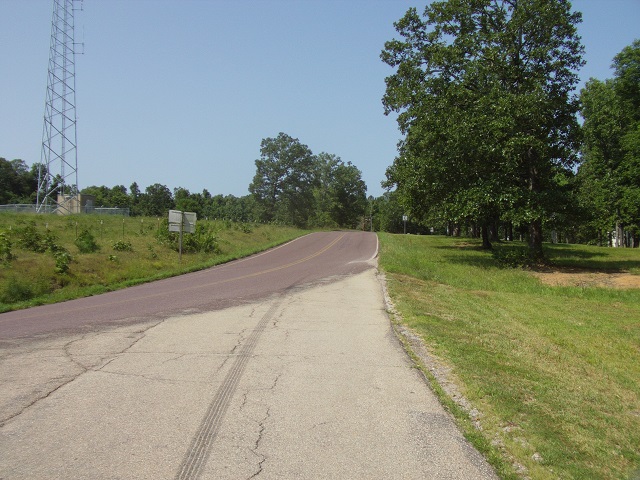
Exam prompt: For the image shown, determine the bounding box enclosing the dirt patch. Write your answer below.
[532,269,640,289]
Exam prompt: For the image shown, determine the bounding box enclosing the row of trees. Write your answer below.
[0,159,39,205]
[1,133,368,230]
[381,0,639,252]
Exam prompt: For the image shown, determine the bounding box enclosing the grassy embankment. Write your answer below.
[378,233,640,480]
[0,213,306,312]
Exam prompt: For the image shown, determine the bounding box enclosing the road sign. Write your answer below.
[168,210,197,261]
[169,210,196,233]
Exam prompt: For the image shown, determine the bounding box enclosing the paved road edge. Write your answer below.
[375,269,505,478]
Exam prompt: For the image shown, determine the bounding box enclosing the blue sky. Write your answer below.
[1,0,639,198]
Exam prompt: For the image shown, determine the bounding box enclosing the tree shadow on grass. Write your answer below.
[436,241,640,272]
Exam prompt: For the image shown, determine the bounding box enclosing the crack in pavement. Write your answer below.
[0,319,165,427]
[247,407,271,480]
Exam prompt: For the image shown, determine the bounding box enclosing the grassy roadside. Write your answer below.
[0,213,307,313]
[378,233,640,480]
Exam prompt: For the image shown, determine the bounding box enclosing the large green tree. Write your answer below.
[382,0,584,256]
[312,153,367,229]
[249,133,317,227]
[137,183,174,217]
[578,40,640,246]
[0,158,38,204]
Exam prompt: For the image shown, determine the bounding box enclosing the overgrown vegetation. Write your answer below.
[379,233,640,479]
[0,213,305,312]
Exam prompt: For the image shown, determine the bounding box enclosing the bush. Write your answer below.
[1,276,34,303]
[16,222,46,253]
[492,246,537,269]
[75,229,100,253]
[0,232,15,264]
[53,249,72,274]
[182,223,220,254]
[113,240,133,252]
[156,220,220,254]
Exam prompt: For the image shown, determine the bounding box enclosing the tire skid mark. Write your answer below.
[175,299,282,480]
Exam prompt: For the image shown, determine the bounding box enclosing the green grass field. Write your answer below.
[378,233,640,479]
[0,213,306,312]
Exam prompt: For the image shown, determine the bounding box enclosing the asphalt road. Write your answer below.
[0,231,376,340]
[0,231,497,479]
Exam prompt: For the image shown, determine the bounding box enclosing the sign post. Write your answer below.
[169,210,196,262]
[403,215,408,234]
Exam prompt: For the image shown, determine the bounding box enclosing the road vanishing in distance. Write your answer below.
[0,231,377,339]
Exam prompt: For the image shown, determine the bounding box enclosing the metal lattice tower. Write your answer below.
[37,0,83,213]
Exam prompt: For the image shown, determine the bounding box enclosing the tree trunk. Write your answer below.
[489,222,499,242]
[481,224,492,250]
[615,221,623,247]
[527,148,544,260]
[529,219,544,260]
[505,222,513,241]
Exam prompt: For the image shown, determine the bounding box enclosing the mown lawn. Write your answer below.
[0,213,306,312]
[378,233,640,480]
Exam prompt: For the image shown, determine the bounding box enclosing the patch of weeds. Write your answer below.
[53,249,72,274]
[16,221,47,253]
[75,229,100,253]
[157,222,220,254]
[239,223,253,234]
[147,244,158,259]
[108,254,118,263]
[1,276,34,303]
[0,232,15,264]
[113,240,133,252]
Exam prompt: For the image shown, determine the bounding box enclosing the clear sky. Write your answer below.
[1,0,638,199]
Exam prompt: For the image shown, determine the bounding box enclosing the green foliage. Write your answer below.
[381,0,584,254]
[310,152,368,229]
[16,221,47,253]
[155,220,220,254]
[0,276,34,303]
[183,223,220,254]
[249,133,318,227]
[52,249,72,275]
[112,240,133,252]
[75,229,100,253]
[578,40,640,246]
[0,158,39,204]
[0,232,15,264]
[491,245,537,269]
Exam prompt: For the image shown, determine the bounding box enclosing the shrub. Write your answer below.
[492,246,537,269]
[156,221,220,254]
[16,222,46,253]
[113,241,133,252]
[183,223,220,254]
[75,229,100,253]
[0,232,15,264]
[53,249,72,274]
[1,276,34,303]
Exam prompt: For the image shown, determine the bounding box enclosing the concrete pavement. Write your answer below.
[0,269,497,479]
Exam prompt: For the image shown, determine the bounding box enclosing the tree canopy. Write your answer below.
[577,40,640,246]
[381,0,584,255]
[249,133,367,229]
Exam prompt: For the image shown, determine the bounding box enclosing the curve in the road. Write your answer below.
[0,231,378,340]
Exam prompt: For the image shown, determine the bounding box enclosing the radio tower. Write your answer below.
[37,0,83,213]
